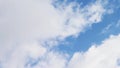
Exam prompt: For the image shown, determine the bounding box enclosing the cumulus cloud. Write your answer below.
[0,0,112,68]
[67,34,120,68]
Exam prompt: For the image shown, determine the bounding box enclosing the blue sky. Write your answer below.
[55,0,120,55]
[0,0,120,68]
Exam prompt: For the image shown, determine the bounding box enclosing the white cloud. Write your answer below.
[0,0,107,43]
[116,20,120,27]
[101,24,112,34]
[0,42,47,68]
[1,43,67,68]
[0,0,111,68]
[67,34,120,68]
[31,52,68,68]
[3,31,119,68]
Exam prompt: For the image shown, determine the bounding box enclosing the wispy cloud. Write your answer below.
[116,20,120,27]
[101,24,112,34]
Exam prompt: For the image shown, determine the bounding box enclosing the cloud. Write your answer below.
[0,42,67,68]
[101,24,112,34]
[67,34,120,68]
[0,0,112,68]
[0,42,47,68]
[3,31,120,68]
[100,19,120,35]
[30,52,68,68]
[116,20,120,27]
[0,0,107,43]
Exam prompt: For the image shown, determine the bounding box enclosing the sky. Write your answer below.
[0,0,120,68]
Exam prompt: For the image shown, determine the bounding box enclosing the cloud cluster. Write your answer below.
[2,31,120,68]
[0,0,106,43]
[0,0,116,68]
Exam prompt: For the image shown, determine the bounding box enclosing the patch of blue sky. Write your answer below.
[69,0,95,7]
[25,56,40,67]
[54,0,120,55]
[52,0,95,9]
